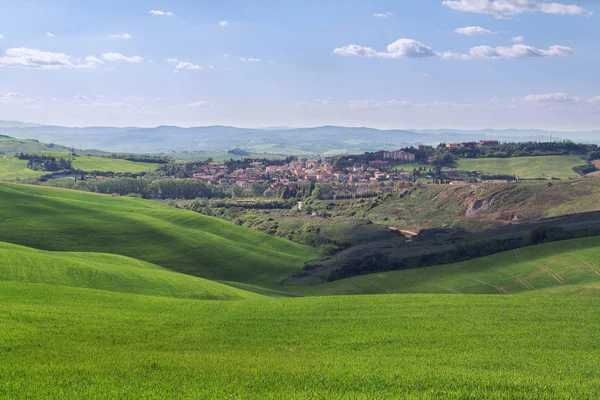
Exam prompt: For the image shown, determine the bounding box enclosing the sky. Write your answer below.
[0,0,599,130]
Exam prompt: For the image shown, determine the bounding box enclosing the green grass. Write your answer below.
[0,157,45,181]
[290,236,600,296]
[0,241,260,300]
[71,156,160,173]
[452,155,584,179]
[0,184,318,287]
[0,154,157,182]
[1,282,600,398]
[0,137,72,154]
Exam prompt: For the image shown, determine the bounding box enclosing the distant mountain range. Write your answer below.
[0,121,598,155]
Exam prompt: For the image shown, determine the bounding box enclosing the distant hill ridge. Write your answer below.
[1,120,598,155]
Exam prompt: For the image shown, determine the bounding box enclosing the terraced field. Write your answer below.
[290,237,600,296]
[0,184,318,287]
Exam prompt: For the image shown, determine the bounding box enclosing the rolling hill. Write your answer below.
[1,281,600,398]
[451,155,585,180]
[289,236,600,296]
[0,184,318,287]
[0,241,260,300]
[368,179,600,232]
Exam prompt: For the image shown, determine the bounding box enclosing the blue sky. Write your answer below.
[0,0,599,129]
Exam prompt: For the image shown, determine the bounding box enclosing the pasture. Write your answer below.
[0,157,45,181]
[452,155,584,179]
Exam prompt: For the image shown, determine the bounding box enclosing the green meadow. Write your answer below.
[0,183,318,287]
[0,157,45,181]
[0,241,259,300]
[290,236,600,296]
[0,154,159,181]
[452,155,584,179]
[1,283,600,399]
[3,182,600,398]
[71,155,159,173]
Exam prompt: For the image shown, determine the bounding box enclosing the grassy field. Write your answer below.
[1,282,600,398]
[0,241,260,300]
[0,137,72,154]
[71,156,160,173]
[290,236,600,296]
[0,184,318,287]
[0,157,45,181]
[451,155,584,179]
[0,154,159,181]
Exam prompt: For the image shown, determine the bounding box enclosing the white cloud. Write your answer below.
[466,44,574,59]
[348,99,469,110]
[92,102,132,109]
[512,36,525,42]
[240,57,261,62]
[166,58,179,63]
[335,39,574,60]
[0,34,4,40]
[102,52,143,63]
[75,95,89,101]
[223,53,230,58]
[373,12,393,18]
[290,99,333,107]
[520,93,600,105]
[441,0,591,18]
[0,92,23,103]
[175,61,202,70]
[334,39,436,59]
[46,32,55,37]
[0,48,101,69]
[455,26,494,35]
[186,101,211,108]
[149,10,173,16]
[219,21,229,26]
[208,65,216,69]
[108,33,132,40]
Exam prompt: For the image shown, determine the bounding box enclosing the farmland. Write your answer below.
[451,155,584,180]
[290,236,600,296]
[0,154,159,182]
[1,282,600,399]
[71,155,160,173]
[0,241,260,300]
[0,184,318,287]
[0,157,45,181]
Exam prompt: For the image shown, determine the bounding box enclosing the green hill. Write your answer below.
[0,184,318,287]
[71,155,159,173]
[1,282,600,398]
[0,241,260,300]
[0,137,72,154]
[451,155,585,180]
[290,236,600,296]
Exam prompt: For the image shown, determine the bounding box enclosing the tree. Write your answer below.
[232,184,244,198]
